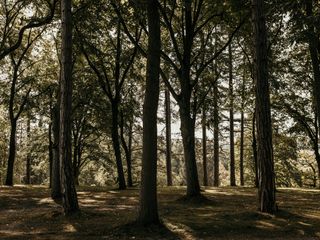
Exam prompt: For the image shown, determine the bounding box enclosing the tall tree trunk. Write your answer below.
[202,107,208,186]
[229,44,236,186]
[213,70,220,187]
[240,62,246,186]
[60,0,80,215]
[120,111,133,187]
[5,120,17,186]
[49,120,53,188]
[306,0,320,137]
[26,117,31,184]
[72,140,79,186]
[252,0,277,213]
[138,0,160,225]
[111,101,126,190]
[165,88,172,186]
[252,111,259,188]
[51,103,62,199]
[179,102,201,196]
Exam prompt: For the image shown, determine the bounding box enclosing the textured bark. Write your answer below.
[202,108,208,186]
[120,111,133,187]
[26,117,31,184]
[111,101,126,190]
[60,0,79,215]
[177,0,201,197]
[51,104,62,199]
[306,0,320,138]
[240,65,246,186]
[240,111,245,186]
[252,111,259,188]
[49,119,53,188]
[228,44,236,186]
[252,0,277,213]
[165,88,172,186]
[138,0,160,225]
[179,104,201,196]
[5,121,17,186]
[213,69,220,187]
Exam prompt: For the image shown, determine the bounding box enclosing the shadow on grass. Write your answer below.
[105,221,180,240]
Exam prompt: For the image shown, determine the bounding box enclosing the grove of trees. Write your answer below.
[0,0,320,224]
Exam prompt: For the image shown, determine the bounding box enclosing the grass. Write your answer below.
[0,185,320,239]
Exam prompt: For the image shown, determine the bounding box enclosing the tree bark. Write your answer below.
[51,103,62,199]
[252,111,259,188]
[202,107,208,186]
[240,62,246,187]
[5,120,17,186]
[306,0,320,138]
[26,117,31,184]
[138,0,160,225]
[60,0,80,215]
[213,69,220,187]
[252,0,277,213]
[120,111,133,187]
[111,101,126,190]
[165,88,173,186]
[229,44,236,186]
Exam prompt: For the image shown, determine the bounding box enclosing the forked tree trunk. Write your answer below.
[252,0,277,213]
[60,0,80,215]
[138,0,160,225]
[165,88,173,186]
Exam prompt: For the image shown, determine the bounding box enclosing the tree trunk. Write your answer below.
[306,0,320,138]
[49,120,53,188]
[213,71,220,187]
[252,0,277,213]
[179,104,201,197]
[202,107,208,186]
[252,111,259,188]
[111,101,126,190]
[240,64,246,187]
[119,111,133,187]
[138,0,160,225]
[51,103,62,199]
[26,117,31,184]
[5,120,17,186]
[60,0,80,215]
[229,44,236,187]
[165,88,172,186]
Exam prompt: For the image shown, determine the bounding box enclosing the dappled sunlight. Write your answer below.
[255,220,279,230]
[63,224,77,233]
[1,186,320,239]
[165,221,197,240]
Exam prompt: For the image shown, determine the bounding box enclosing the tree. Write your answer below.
[59,0,80,215]
[252,0,277,213]
[165,88,173,186]
[138,0,161,225]
[228,43,236,186]
[0,0,58,60]
[4,31,38,186]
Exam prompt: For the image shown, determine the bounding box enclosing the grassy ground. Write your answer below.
[0,185,320,239]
